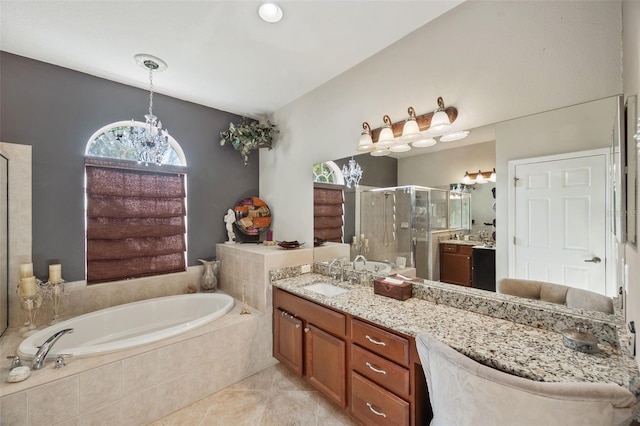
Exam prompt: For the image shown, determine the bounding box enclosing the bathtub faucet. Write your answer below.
[32,328,74,370]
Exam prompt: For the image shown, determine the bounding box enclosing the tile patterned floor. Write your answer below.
[151,364,359,426]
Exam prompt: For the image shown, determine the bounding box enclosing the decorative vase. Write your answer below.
[198,259,219,292]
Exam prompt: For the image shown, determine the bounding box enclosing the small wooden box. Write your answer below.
[373,277,412,301]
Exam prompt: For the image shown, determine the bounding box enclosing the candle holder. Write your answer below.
[16,281,43,337]
[42,280,66,324]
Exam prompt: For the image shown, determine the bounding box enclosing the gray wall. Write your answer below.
[0,52,259,281]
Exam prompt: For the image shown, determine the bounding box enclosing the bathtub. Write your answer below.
[18,293,234,359]
[352,260,393,275]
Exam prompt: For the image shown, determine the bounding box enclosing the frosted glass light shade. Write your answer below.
[411,137,437,148]
[370,148,390,156]
[430,110,451,134]
[488,170,496,182]
[377,126,395,148]
[462,173,475,185]
[399,118,422,142]
[258,3,283,23]
[390,142,411,152]
[357,132,374,152]
[440,130,470,142]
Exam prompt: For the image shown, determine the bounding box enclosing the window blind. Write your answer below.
[85,165,186,283]
[313,183,344,242]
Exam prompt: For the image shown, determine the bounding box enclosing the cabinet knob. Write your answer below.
[366,403,387,418]
[295,324,300,329]
[304,327,309,333]
[365,335,386,346]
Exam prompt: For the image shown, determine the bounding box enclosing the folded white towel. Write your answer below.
[383,277,405,285]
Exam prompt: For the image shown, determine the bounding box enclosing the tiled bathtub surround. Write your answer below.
[271,269,639,394]
[0,302,276,425]
[7,265,205,329]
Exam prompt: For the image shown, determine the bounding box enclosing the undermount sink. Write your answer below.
[303,282,350,297]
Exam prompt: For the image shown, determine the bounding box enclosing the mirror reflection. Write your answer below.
[312,96,620,316]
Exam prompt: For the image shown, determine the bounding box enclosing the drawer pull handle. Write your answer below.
[365,335,386,346]
[295,324,300,329]
[366,403,387,418]
[366,362,387,375]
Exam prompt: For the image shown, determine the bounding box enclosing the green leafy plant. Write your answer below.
[219,117,279,166]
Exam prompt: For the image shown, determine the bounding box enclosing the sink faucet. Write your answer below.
[32,328,74,370]
[353,255,367,270]
[328,258,344,282]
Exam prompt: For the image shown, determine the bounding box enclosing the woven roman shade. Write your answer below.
[85,164,186,283]
[314,183,344,242]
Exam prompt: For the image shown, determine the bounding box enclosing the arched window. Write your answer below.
[86,120,186,166]
[84,121,187,284]
[312,161,344,185]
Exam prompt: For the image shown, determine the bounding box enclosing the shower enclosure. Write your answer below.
[358,185,448,278]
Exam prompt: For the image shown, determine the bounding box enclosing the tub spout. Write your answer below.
[32,328,74,370]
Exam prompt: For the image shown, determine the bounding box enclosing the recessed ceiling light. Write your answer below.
[258,3,283,23]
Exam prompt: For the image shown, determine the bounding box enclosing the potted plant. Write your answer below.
[219,117,279,166]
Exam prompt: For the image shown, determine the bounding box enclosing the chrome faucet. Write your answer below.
[353,255,367,270]
[32,328,74,370]
[328,258,344,282]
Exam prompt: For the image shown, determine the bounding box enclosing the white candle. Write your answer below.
[19,263,33,279]
[20,276,36,297]
[360,234,365,242]
[49,264,62,283]
[352,236,357,244]
[364,239,369,248]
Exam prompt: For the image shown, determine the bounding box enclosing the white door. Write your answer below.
[512,153,607,294]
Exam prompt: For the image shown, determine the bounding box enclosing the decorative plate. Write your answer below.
[277,240,304,249]
[233,197,271,236]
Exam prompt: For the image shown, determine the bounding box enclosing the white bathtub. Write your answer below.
[18,293,235,359]
[352,260,393,275]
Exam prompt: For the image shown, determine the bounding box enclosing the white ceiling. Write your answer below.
[0,0,463,118]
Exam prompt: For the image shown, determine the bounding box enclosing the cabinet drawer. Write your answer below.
[441,243,458,253]
[459,245,473,255]
[351,319,409,367]
[351,372,409,426]
[275,288,346,337]
[351,344,409,399]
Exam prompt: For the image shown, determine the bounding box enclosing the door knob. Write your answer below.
[584,257,601,264]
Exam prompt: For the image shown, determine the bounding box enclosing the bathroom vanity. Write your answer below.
[271,266,639,426]
[439,240,495,290]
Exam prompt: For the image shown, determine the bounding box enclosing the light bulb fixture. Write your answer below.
[429,96,452,135]
[258,2,283,23]
[342,157,363,189]
[398,107,422,143]
[462,169,495,185]
[110,54,171,166]
[376,115,396,148]
[357,122,374,152]
[411,137,437,148]
[357,96,469,154]
[440,130,470,142]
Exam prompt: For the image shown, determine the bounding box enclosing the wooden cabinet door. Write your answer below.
[441,252,472,286]
[274,308,303,376]
[305,324,347,407]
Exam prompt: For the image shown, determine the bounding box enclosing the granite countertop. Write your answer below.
[272,273,639,393]
[439,239,479,246]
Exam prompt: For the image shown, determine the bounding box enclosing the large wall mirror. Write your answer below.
[0,152,7,336]
[626,95,637,245]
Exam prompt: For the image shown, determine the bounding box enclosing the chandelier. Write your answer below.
[342,157,363,188]
[114,54,171,165]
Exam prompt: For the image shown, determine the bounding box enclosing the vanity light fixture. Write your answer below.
[462,169,496,185]
[428,97,453,135]
[376,115,396,148]
[258,2,283,23]
[357,122,374,152]
[358,97,469,155]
